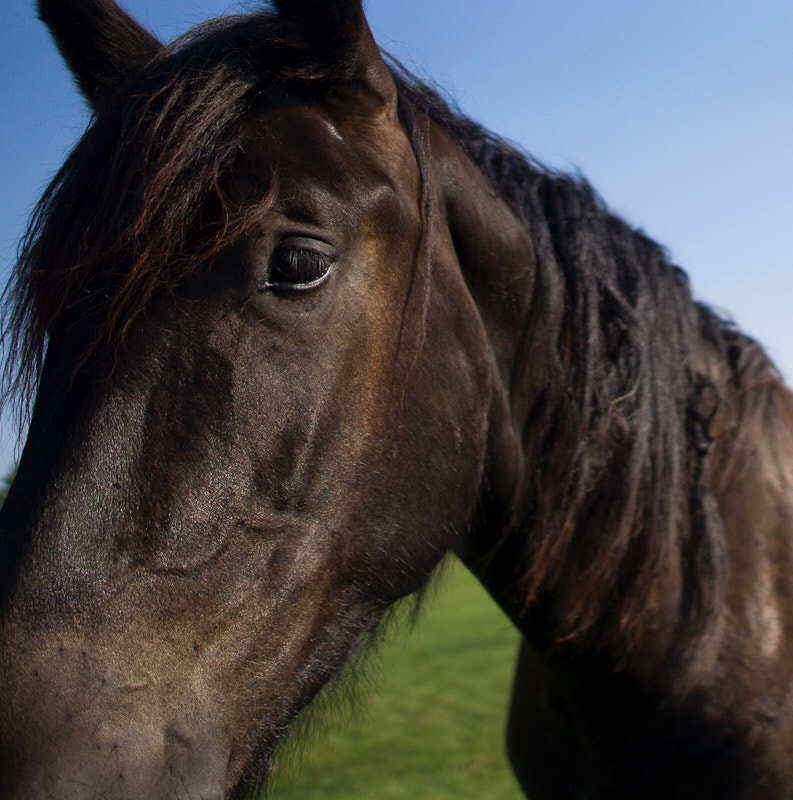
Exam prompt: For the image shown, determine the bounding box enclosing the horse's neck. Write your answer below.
[430,121,793,794]
[708,362,793,666]
[433,123,793,675]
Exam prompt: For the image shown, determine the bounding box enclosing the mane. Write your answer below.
[2,9,785,654]
[394,75,786,651]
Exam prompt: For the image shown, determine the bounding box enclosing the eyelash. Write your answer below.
[259,246,334,293]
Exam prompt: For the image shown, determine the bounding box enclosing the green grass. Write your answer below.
[266,558,524,800]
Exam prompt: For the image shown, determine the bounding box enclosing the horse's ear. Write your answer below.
[273,0,396,114]
[38,0,162,109]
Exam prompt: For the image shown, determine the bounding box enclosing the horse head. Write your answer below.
[0,1,532,796]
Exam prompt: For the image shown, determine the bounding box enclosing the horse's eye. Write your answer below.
[265,247,333,292]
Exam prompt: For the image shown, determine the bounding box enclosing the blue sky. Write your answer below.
[1,0,792,472]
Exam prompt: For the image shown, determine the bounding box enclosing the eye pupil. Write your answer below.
[269,248,331,288]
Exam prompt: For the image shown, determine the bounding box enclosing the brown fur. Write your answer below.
[2,2,793,798]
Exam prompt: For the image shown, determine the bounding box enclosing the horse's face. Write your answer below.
[0,2,495,797]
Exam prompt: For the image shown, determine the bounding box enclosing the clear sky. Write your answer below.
[1,0,792,473]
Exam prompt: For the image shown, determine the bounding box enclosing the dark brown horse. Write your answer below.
[1,1,792,798]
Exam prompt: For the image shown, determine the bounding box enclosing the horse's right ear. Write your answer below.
[38,0,162,109]
[273,0,396,116]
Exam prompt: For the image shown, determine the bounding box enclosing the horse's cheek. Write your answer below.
[373,277,492,578]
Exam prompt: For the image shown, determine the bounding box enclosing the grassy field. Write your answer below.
[266,559,524,800]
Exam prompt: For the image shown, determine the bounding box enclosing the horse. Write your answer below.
[1,0,792,797]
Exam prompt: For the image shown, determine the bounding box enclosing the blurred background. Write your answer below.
[1,1,791,795]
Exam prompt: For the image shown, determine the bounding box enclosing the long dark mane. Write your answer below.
[2,8,784,653]
[397,77,787,649]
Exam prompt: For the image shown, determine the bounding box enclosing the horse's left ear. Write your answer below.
[273,0,396,115]
[38,0,162,109]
